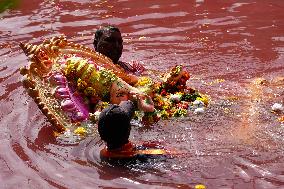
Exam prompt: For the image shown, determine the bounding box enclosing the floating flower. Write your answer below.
[170,93,182,102]
[272,103,284,112]
[196,96,209,106]
[192,100,204,107]
[173,108,187,117]
[159,110,170,119]
[195,184,206,189]
[194,107,205,114]
[181,92,201,102]
[278,116,284,122]
[74,127,87,135]
[176,101,189,109]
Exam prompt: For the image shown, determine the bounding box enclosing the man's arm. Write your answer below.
[117,61,145,75]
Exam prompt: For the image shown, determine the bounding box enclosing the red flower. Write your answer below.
[160,89,167,96]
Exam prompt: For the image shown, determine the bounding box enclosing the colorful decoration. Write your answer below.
[19,35,124,134]
[133,66,208,125]
[64,56,118,101]
[20,35,208,135]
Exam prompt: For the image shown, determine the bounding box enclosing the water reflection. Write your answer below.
[0,0,284,188]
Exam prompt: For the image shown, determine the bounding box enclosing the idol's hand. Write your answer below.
[128,92,153,112]
[127,74,139,85]
[136,94,155,113]
[128,91,138,101]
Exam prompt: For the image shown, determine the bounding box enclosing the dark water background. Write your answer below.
[1,0,284,188]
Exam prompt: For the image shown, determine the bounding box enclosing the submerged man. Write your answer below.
[93,26,145,85]
[98,100,172,164]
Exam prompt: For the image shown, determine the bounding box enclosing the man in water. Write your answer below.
[98,100,171,164]
[93,26,145,82]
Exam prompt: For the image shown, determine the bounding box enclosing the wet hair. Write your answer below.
[98,101,135,150]
[93,25,121,50]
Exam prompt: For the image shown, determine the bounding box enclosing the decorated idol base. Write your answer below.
[20,35,208,137]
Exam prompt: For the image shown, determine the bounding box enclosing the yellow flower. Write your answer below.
[136,77,152,86]
[160,110,169,119]
[74,127,87,135]
[175,92,184,95]
[173,108,187,117]
[196,95,210,106]
[195,184,206,189]
[278,116,284,122]
[101,102,109,108]
[84,87,96,96]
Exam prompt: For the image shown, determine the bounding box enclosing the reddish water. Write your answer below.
[1,0,284,188]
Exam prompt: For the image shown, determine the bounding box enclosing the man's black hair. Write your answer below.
[93,25,121,50]
[98,101,135,150]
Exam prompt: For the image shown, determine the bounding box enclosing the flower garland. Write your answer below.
[134,65,209,125]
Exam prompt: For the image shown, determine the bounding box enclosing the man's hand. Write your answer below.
[131,61,145,74]
[118,60,145,75]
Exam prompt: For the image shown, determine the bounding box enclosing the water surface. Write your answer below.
[1,0,284,188]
